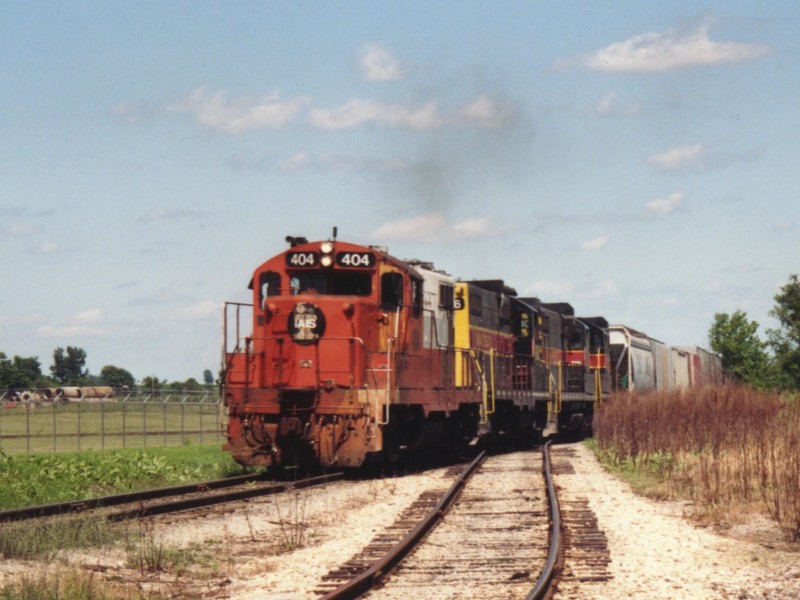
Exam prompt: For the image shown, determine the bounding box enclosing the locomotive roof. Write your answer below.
[467,279,518,296]
[540,302,575,316]
[580,316,610,329]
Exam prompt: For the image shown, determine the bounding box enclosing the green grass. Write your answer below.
[0,444,253,510]
[0,401,224,454]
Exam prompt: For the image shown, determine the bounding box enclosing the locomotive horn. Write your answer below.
[285,236,308,247]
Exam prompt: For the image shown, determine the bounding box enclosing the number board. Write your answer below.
[286,251,320,268]
[335,251,375,268]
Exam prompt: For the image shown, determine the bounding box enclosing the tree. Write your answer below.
[140,376,165,393]
[99,365,135,389]
[768,274,800,389]
[203,369,214,385]
[50,346,89,385]
[0,354,44,388]
[708,311,773,387]
[1,353,44,388]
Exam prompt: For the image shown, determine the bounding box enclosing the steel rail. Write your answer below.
[526,440,562,600]
[0,471,341,523]
[320,451,487,600]
[106,472,342,521]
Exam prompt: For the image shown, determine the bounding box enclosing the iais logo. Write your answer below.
[288,303,326,345]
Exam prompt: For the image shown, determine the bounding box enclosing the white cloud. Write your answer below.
[645,191,685,215]
[370,214,447,241]
[581,236,609,251]
[648,143,765,172]
[359,42,407,81]
[73,309,104,324]
[4,222,40,236]
[565,24,769,73]
[277,152,409,173]
[309,94,515,132]
[370,213,513,242]
[33,241,59,254]
[308,99,443,131]
[593,91,641,117]
[169,88,310,134]
[648,144,708,171]
[450,217,493,238]
[37,308,108,337]
[455,95,515,128]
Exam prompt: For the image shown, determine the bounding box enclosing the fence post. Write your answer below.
[163,402,167,447]
[52,402,57,453]
[181,403,185,446]
[26,403,31,454]
[77,401,82,452]
[143,400,147,448]
[101,400,105,451]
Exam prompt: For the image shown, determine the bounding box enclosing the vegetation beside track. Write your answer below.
[0,443,252,510]
[592,385,800,542]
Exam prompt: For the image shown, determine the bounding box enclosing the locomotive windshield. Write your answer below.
[289,270,372,296]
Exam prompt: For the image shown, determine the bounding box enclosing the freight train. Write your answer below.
[221,233,721,468]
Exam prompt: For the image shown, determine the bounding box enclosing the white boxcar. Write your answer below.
[671,347,693,389]
[609,325,656,391]
[651,339,672,391]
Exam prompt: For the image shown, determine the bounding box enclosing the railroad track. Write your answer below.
[316,444,563,599]
[0,472,343,523]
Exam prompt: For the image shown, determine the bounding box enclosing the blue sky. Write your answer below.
[2,2,798,382]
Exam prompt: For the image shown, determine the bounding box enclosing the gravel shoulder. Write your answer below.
[552,442,800,599]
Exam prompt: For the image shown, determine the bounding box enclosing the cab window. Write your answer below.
[259,271,281,307]
[289,271,372,296]
[381,272,403,308]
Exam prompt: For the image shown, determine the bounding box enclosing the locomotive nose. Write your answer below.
[288,302,326,345]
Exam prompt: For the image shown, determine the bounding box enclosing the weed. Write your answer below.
[272,490,310,552]
[0,516,124,561]
[0,569,115,600]
[593,385,800,541]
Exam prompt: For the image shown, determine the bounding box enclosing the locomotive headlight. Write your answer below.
[320,255,333,267]
[320,241,334,254]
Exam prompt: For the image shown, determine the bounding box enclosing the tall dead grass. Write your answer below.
[594,385,800,541]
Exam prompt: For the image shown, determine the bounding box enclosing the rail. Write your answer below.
[526,440,562,599]
[0,472,343,523]
[320,451,486,600]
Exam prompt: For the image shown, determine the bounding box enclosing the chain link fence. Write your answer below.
[0,388,226,455]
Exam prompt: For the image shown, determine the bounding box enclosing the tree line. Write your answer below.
[709,274,800,390]
[0,346,215,391]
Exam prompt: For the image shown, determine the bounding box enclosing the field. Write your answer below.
[0,399,224,454]
[593,385,800,542]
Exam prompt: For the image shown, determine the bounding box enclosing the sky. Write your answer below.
[2,2,798,383]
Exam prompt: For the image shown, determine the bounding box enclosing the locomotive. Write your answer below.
[221,232,611,468]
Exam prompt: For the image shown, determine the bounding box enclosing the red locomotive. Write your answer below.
[221,232,609,468]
